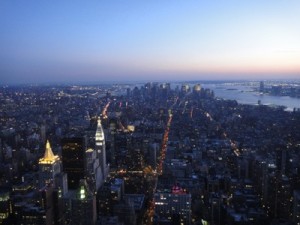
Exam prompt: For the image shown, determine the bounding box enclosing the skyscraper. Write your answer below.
[259,81,265,93]
[86,148,103,191]
[38,140,62,189]
[95,117,109,180]
[62,137,86,190]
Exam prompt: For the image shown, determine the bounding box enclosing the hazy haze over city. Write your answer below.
[1,0,300,84]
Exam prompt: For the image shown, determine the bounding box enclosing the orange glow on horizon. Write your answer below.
[143,59,300,78]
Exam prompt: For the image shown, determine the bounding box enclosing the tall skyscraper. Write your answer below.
[259,81,265,93]
[108,118,117,167]
[62,137,86,190]
[181,84,190,93]
[38,140,62,189]
[95,117,109,180]
[276,148,287,175]
[193,84,202,93]
[86,148,103,191]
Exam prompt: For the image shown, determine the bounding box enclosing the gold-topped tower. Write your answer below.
[38,140,62,188]
[39,140,59,164]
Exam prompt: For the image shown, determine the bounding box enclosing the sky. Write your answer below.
[1,1,300,84]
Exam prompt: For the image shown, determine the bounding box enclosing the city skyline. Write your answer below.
[1,1,300,85]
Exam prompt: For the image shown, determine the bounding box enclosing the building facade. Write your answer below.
[38,140,62,189]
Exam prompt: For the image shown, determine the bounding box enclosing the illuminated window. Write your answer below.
[80,187,85,199]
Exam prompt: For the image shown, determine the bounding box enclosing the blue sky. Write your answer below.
[1,1,300,84]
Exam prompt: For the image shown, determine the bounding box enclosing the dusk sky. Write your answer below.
[1,1,300,84]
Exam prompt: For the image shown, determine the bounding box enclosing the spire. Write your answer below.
[96,116,104,141]
[39,140,59,164]
[97,117,102,128]
[44,140,55,160]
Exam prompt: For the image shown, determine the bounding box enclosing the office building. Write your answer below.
[86,148,103,191]
[154,185,191,225]
[38,140,62,189]
[62,137,86,190]
[95,117,109,180]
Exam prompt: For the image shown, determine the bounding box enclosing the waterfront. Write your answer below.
[201,82,300,111]
[131,81,300,111]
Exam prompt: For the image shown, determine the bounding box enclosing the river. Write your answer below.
[201,83,300,111]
